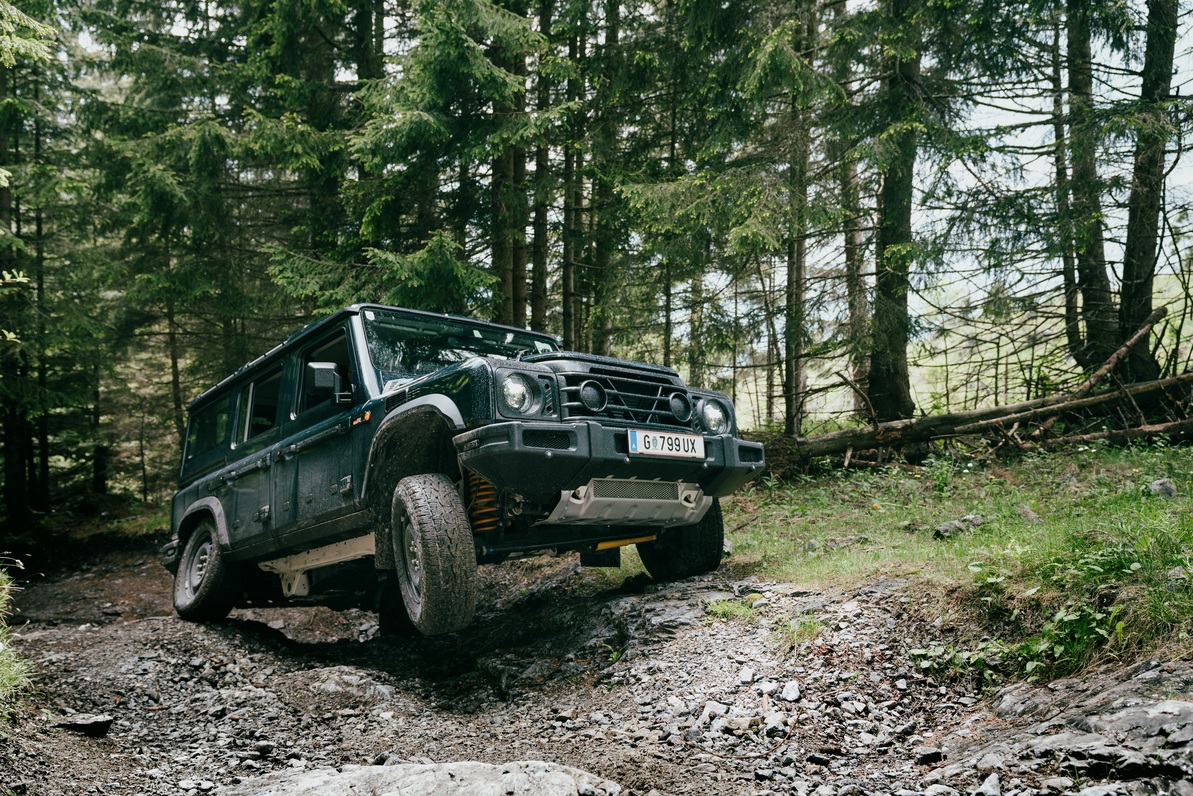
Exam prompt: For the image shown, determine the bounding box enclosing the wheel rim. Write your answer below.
[183,536,212,598]
[398,510,423,600]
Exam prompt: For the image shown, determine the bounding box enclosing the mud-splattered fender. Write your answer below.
[363,397,465,570]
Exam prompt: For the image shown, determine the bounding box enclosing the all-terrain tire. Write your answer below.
[636,499,724,582]
[173,518,237,621]
[391,473,478,635]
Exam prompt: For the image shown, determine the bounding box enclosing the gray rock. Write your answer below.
[926,786,960,796]
[54,714,114,738]
[1040,778,1074,793]
[916,746,945,765]
[1148,479,1177,499]
[216,761,622,796]
[1018,505,1042,524]
[781,681,802,702]
[973,773,1000,796]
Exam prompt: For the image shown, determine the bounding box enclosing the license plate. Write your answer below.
[627,430,705,459]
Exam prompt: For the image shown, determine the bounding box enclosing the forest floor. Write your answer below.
[3,524,1192,795]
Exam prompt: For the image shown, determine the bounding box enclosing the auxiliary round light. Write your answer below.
[501,373,535,414]
[668,392,692,422]
[700,400,729,435]
[578,380,607,412]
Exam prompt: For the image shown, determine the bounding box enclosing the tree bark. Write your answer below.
[1050,19,1083,367]
[590,0,619,356]
[561,28,582,350]
[784,86,810,436]
[529,0,553,333]
[828,0,868,416]
[1065,0,1118,368]
[688,261,705,387]
[868,0,920,422]
[1119,0,1177,382]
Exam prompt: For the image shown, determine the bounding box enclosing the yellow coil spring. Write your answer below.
[467,471,500,534]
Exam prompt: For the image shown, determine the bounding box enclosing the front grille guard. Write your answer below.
[557,372,693,429]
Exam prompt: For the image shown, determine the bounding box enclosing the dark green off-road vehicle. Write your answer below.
[164,304,764,635]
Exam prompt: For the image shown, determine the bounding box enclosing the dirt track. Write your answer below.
[4,539,1191,796]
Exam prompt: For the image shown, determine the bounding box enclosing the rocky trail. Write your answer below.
[3,540,1192,796]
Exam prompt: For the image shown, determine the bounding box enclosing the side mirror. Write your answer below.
[307,362,353,406]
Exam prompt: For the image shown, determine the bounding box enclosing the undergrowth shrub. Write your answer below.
[0,560,30,720]
[964,509,1191,680]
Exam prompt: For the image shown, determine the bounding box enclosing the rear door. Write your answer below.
[227,365,284,557]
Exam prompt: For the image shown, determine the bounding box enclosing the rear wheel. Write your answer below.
[391,473,477,635]
[636,499,724,582]
[173,519,237,621]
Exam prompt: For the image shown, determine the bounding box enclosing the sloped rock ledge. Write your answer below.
[929,660,1193,796]
[216,759,622,796]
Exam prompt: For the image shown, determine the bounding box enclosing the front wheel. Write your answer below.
[391,473,478,635]
[636,499,724,582]
[173,519,237,621]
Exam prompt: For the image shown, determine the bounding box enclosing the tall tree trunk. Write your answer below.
[166,297,186,450]
[1066,0,1118,369]
[529,0,553,333]
[1051,20,1083,364]
[829,1,867,415]
[32,79,48,511]
[784,3,814,437]
[688,260,705,387]
[511,51,529,328]
[1119,0,1177,382]
[561,28,582,350]
[493,142,515,324]
[868,0,920,422]
[90,369,107,496]
[0,63,29,530]
[590,0,619,357]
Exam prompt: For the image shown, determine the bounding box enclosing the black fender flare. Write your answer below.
[363,397,466,570]
[175,497,231,553]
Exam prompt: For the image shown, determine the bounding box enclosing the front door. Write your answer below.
[273,327,361,540]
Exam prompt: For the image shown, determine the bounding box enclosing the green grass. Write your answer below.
[721,442,1193,678]
[0,560,30,722]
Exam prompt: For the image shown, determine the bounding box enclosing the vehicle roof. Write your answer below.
[187,304,560,411]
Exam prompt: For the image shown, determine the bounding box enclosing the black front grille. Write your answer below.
[559,370,692,428]
[741,446,764,463]
[523,429,573,450]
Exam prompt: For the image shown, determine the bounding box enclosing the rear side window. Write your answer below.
[185,394,232,461]
[241,367,283,440]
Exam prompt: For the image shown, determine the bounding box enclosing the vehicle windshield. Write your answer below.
[362,308,558,392]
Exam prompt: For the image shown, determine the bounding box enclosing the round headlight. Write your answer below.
[700,400,729,435]
[500,373,535,414]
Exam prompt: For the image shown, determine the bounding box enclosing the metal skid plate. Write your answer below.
[543,478,711,527]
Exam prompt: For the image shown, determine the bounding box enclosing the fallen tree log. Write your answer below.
[1030,305,1168,438]
[784,370,1193,461]
[1039,417,1193,449]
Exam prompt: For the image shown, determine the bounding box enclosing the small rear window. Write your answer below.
[243,367,283,440]
[185,394,232,461]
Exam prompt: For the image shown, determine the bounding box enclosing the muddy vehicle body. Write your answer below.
[164,304,764,634]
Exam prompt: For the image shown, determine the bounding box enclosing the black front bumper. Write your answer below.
[454,420,764,504]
